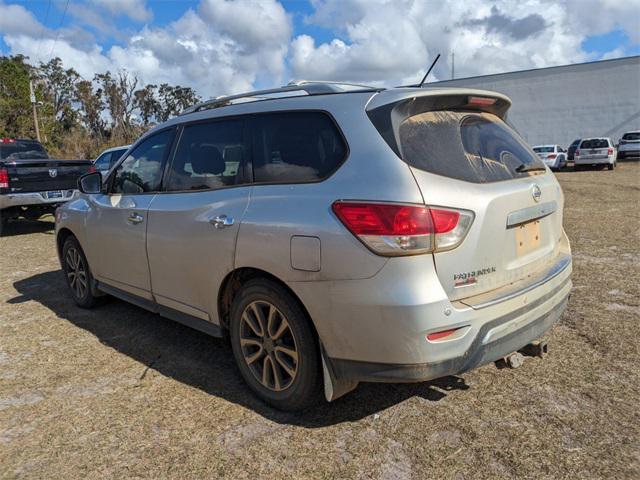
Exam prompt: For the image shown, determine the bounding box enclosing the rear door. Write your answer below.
[84,129,175,299]
[146,119,251,322]
[398,110,563,300]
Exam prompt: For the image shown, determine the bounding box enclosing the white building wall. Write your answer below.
[430,56,640,147]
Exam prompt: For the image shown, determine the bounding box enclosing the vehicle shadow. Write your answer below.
[1,218,55,236]
[10,270,470,428]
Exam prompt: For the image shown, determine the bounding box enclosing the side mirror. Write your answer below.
[78,172,102,194]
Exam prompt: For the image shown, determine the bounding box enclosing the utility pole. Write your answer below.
[451,51,455,80]
[29,79,41,142]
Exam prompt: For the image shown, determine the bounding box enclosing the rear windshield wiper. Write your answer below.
[515,164,546,173]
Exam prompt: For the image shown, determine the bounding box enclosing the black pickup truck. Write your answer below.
[0,138,94,234]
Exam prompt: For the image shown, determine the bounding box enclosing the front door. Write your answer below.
[84,129,175,299]
[145,119,251,324]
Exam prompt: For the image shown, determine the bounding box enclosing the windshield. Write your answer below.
[533,146,554,153]
[622,132,640,141]
[0,141,49,160]
[581,139,608,149]
[399,111,545,183]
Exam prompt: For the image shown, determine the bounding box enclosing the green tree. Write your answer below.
[0,55,35,138]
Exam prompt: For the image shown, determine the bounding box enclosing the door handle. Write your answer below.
[128,213,144,224]
[209,214,234,229]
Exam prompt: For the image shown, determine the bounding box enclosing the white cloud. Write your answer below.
[0,0,638,100]
[292,0,640,84]
[90,0,152,22]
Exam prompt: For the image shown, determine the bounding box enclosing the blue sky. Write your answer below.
[1,0,638,96]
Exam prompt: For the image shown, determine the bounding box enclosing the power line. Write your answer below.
[48,0,70,61]
[35,0,52,63]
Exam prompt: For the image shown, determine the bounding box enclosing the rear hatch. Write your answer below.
[367,91,564,302]
[578,139,609,159]
[4,160,92,193]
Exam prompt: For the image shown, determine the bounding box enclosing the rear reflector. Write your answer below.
[467,96,497,107]
[332,201,474,256]
[427,328,461,341]
[0,167,8,188]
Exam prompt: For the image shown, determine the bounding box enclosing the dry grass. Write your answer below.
[1,163,639,479]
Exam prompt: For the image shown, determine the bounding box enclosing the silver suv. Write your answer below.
[55,82,572,410]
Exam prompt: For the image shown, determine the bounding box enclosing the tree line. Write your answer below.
[0,55,201,159]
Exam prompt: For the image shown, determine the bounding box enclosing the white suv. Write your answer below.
[617,131,640,160]
[574,137,616,170]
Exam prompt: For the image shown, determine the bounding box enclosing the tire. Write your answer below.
[229,278,322,411]
[0,210,6,236]
[61,236,99,308]
[608,162,614,170]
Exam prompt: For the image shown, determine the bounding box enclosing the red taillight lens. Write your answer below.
[0,167,8,188]
[332,202,433,236]
[88,165,97,173]
[608,148,613,155]
[575,149,580,157]
[332,202,473,256]
[427,328,461,342]
[467,96,497,106]
[546,154,557,159]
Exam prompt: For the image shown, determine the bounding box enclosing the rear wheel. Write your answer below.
[229,278,322,411]
[608,162,615,170]
[62,237,98,308]
[0,209,7,236]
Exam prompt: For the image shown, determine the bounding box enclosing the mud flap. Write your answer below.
[320,344,358,402]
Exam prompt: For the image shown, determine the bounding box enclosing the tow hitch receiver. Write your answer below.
[495,340,549,369]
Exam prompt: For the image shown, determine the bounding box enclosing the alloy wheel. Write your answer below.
[239,300,299,391]
[65,247,88,300]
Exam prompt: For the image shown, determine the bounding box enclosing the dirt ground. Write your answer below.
[1,163,639,479]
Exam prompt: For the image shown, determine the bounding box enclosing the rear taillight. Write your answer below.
[546,154,557,159]
[608,148,614,155]
[0,167,9,188]
[332,201,474,256]
[575,149,580,157]
[467,96,497,107]
[88,165,97,173]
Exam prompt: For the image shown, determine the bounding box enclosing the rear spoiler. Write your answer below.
[366,88,511,158]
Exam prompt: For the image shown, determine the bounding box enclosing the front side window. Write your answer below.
[94,152,112,170]
[166,120,245,191]
[252,112,347,183]
[399,111,545,183]
[109,149,128,168]
[111,130,173,194]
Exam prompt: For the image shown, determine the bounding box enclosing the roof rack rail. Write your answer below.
[180,81,381,115]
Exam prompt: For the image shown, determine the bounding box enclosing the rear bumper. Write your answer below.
[328,287,569,383]
[0,190,77,210]
[574,156,613,165]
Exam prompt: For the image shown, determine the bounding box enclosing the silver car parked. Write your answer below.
[56,82,572,410]
[532,144,567,170]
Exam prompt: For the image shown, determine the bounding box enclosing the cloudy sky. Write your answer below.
[1,0,639,98]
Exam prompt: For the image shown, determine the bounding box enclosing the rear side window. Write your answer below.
[399,111,545,183]
[534,146,554,153]
[166,120,246,191]
[252,112,347,183]
[580,139,608,149]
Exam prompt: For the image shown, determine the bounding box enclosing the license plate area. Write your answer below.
[515,220,541,256]
[46,190,63,199]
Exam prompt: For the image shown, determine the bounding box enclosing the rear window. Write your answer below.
[399,111,545,183]
[622,132,640,141]
[252,112,347,183]
[533,146,554,153]
[0,141,48,160]
[580,139,608,149]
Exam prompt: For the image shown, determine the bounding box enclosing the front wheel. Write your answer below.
[229,278,322,411]
[62,237,99,308]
